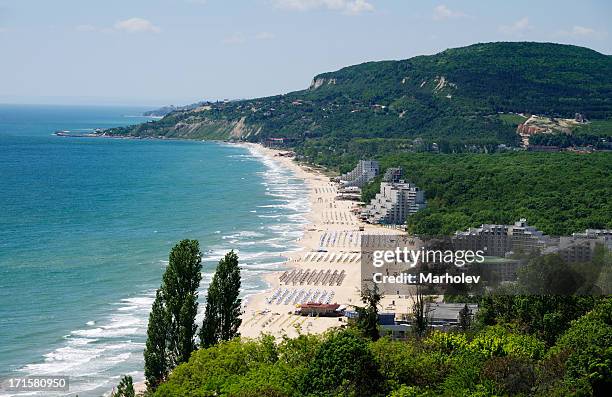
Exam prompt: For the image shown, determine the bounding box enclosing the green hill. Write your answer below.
[107,42,612,159]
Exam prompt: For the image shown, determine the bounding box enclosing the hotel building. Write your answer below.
[339,160,379,188]
[361,168,426,225]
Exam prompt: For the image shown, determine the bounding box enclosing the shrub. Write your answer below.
[550,298,612,395]
[300,330,384,397]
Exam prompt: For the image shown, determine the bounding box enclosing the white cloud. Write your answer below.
[432,4,467,21]
[499,17,531,36]
[570,25,595,36]
[344,0,374,14]
[223,32,247,45]
[114,17,160,33]
[75,24,96,32]
[272,0,374,15]
[555,25,606,39]
[255,31,275,40]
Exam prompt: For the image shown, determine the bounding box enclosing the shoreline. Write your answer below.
[237,143,401,339]
[239,142,347,339]
[132,141,394,394]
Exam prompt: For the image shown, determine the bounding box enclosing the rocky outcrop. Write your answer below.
[309,77,336,90]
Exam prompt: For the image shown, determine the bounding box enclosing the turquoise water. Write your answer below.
[0,105,308,396]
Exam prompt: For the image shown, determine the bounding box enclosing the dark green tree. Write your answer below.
[112,375,135,397]
[300,330,383,397]
[550,297,612,395]
[458,303,472,331]
[144,289,169,391]
[144,239,202,392]
[411,285,431,337]
[354,284,382,341]
[518,254,584,295]
[163,239,202,366]
[200,250,242,347]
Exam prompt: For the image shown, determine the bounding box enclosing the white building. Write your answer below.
[340,160,379,188]
[362,180,426,225]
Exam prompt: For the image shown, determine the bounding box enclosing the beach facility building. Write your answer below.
[296,303,343,317]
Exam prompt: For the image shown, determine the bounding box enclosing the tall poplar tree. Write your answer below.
[144,239,202,391]
[144,289,169,391]
[200,250,242,347]
[163,239,202,366]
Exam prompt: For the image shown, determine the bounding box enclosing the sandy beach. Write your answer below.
[130,142,399,394]
[238,143,403,339]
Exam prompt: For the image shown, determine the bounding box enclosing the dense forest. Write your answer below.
[151,296,611,397]
[529,132,608,148]
[359,152,612,236]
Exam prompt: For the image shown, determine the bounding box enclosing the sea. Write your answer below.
[0,104,309,396]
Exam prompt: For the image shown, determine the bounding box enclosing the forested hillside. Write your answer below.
[105,42,612,158]
[360,152,612,236]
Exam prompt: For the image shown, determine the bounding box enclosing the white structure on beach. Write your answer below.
[340,160,379,188]
[362,179,426,225]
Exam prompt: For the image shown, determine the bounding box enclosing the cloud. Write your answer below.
[255,31,275,40]
[499,17,531,36]
[114,17,160,33]
[432,4,467,21]
[555,25,606,39]
[344,0,374,14]
[570,26,595,36]
[75,24,96,32]
[223,32,247,45]
[272,0,374,15]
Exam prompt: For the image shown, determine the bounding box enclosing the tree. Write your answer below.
[300,330,383,397]
[458,303,472,331]
[144,240,202,392]
[144,289,169,391]
[477,295,600,345]
[411,285,431,338]
[163,239,202,366]
[354,284,382,341]
[550,297,612,395]
[112,375,135,397]
[518,254,584,295]
[200,250,242,347]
